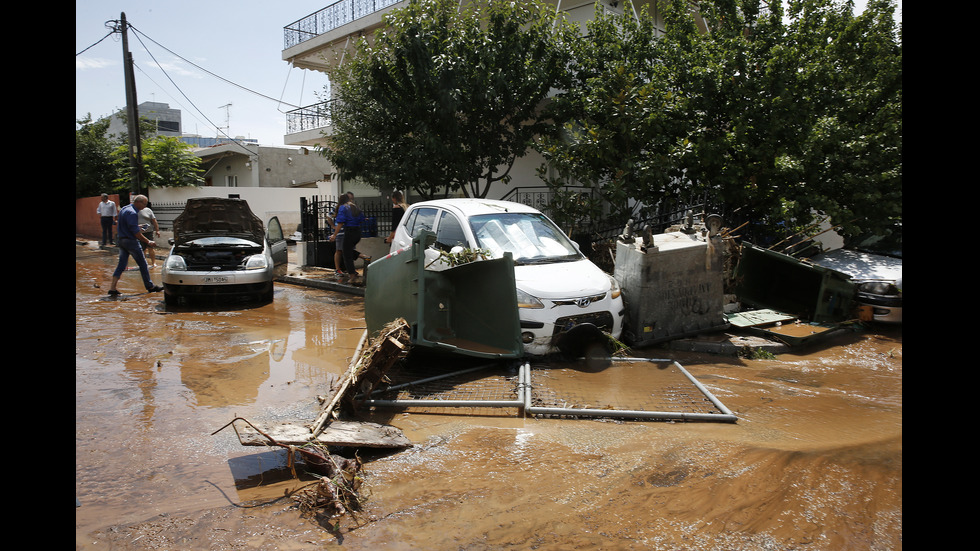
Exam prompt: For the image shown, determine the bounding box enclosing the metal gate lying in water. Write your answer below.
[355,358,737,423]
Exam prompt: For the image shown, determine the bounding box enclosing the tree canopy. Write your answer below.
[124,136,204,188]
[76,115,118,199]
[321,0,900,240]
[540,0,901,240]
[322,0,576,199]
[76,114,204,198]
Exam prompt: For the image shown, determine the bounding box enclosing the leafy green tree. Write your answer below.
[659,0,902,239]
[540,0,901,241]
[537,1,688,229]
[112,136,203,189]
[75,115,120,198]
[323,0,576,199]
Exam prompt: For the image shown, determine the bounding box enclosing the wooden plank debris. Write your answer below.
[234,420,412,449]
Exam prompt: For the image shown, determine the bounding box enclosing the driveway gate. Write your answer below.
[300,195,391,268]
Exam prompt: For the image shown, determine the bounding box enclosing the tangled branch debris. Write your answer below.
[212,417,366,521]
[311,319,411,435]
[211,319,412,528]
[289,444,365,521]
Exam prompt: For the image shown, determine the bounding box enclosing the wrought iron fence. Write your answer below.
[284,0,406,49]
[286,102,333,134]
[300,195,396,267]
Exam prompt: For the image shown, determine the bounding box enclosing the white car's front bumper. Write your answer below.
[518,296,625,356]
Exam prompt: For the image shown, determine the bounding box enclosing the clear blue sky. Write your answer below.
[76,2,331,146]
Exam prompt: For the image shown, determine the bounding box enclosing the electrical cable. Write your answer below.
[76,30,115,57]
[128,24,302,110]
[129,28,258,157]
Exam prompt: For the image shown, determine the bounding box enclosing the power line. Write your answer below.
[128,24,302,111]
[76,30,116,57]
[83,16,314,151]
[128,27,258,157]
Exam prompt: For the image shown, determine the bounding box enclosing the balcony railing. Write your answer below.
[284,0,405,49]
[286,101,333,134]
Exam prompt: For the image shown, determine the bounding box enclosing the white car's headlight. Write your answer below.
[608,275,622,299]
[515,288,544,309]
[165,255,186,270]
[244,255,269,270]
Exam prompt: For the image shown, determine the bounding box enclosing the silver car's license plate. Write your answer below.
[204,275,232,283]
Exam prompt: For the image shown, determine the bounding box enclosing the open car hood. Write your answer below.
[172,198,265,246]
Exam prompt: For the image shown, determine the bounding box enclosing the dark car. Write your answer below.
[161,198,287,305]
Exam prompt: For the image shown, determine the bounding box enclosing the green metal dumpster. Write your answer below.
[733,243,857,324]
[365,231,524,359]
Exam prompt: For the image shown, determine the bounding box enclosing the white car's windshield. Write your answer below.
[468,213,581,264]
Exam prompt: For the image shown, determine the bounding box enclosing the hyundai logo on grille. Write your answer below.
[553,293,606,308]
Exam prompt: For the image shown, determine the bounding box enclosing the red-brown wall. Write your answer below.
[76,194,122,239]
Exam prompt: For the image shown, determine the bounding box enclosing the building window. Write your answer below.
[157,120,180,133]
[227,175,238,187]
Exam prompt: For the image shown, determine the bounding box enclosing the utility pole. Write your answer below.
[120,12,146,196]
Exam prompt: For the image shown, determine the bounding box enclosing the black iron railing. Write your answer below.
[286,102,333,134]
[284,0,406,49]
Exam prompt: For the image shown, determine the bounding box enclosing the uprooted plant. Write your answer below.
[211,417,367,527]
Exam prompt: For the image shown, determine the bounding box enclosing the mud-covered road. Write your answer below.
[75,242,902,550]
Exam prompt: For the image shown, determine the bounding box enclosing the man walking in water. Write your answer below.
[107,195,163,296]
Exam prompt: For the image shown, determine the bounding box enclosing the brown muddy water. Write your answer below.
[75,242,902,550]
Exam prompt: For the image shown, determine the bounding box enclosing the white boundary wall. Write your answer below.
[148,183,338,234]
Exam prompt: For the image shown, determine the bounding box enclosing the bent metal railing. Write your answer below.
[355,360,738,423]
[284,0,406,49]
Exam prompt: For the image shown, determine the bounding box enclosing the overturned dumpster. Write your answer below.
[365,230,524,359]
[733,243,856,324]
[730,243,858,345]
[614,223,730,347]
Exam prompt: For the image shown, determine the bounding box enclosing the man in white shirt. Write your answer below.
[96,193,118,247]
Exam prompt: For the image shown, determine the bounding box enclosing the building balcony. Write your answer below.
[285,101,333,147]
[280,1,672,146]
[283,0,407,75]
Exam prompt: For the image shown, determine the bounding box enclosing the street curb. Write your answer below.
[277,274,365,296]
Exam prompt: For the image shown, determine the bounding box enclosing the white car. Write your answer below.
[162,198,287,306]
[389,199,624,356]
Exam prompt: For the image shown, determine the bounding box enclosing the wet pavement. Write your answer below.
[75,239,902,550]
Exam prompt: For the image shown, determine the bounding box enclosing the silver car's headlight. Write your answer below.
[858,281,900,296]
[165,255,186,270]
[244,254,269,270]
[515,288,544,309]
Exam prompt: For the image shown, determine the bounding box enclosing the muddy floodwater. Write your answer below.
[75,243,902,550]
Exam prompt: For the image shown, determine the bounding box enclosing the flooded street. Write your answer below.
[76,242,902,550]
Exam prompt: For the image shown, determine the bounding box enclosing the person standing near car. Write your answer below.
[331,195,347,277]
[97,193,118,247]
[107,195,163,296]
[138,201,161,268]
[330,193,366,283]
[385,190,409,245]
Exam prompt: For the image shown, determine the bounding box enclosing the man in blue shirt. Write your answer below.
[329,193,365,282]
[107,194,163,296]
